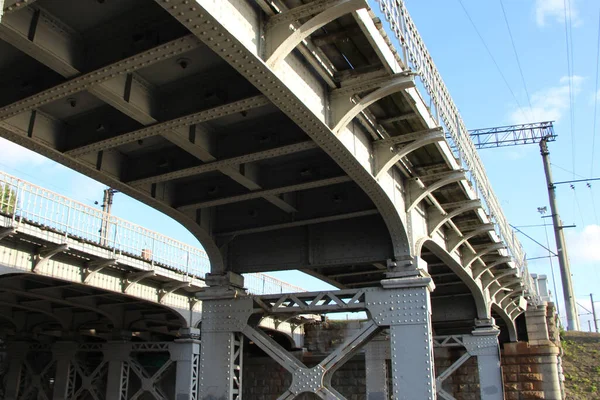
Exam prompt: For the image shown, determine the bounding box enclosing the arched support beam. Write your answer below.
[473,256,513,281]
[484,270,519,292]
[266,0,367,67]
[406,171,466,212]
[0,300,69,330]
[448,223,496,253]
[373,129,444,179]
[490,280,521,300]
[497,288,525,306]
[418,238,491,320]
[427,200,481,236]
[331,74,415,134]
[509,303,524,320]
[491,303,517,342]
[464,243,506,269]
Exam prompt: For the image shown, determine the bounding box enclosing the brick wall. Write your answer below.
[435,347,481,400]
[242,356,366,400]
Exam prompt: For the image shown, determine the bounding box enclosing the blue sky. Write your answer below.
[1,0,600,328]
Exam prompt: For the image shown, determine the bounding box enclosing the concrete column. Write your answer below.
[467,323,504,400]
[365,335,390,400]
[381,274,436,400]
[4,342,28,400]
[52,342,77,400]
[170,328,201,400]
[104,342,132,400]
[525,303,550,345]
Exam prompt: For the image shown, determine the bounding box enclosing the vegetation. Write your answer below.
[0,185,17,214]
[561,331,600,399]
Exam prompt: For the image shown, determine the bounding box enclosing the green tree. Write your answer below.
[0,185,16,214]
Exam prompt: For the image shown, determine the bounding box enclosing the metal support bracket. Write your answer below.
[330,74,415,134]
[463,243,506,269]
[122,271,155,293]
[406,171,465,212]
[374,128,444,179]
[266,0,366,67]
[447,223,496,253]
[83,258,117,284]
[0,226,16,241]
[473,256,512,281]
[33,243,68,272]
[427,200,481,236]
[159,281,191,304]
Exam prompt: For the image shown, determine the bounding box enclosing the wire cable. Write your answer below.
[551,163,587,179]
[499,0,533,113]
[456,0,530,121]
[543,218,561,316]
[570,185,585,228]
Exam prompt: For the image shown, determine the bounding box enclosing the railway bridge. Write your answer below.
[0,0,563,398]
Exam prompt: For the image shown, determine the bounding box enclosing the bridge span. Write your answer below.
[0,0,564,399]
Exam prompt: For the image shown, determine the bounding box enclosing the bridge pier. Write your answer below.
[365,336,390,400]
[469,322,503,400]
[4,342,28,400]
[382,276,436,400]
[52,342,77,400]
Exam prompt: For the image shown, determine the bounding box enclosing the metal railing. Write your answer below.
[0,171,304,295]
[371,0,539,304]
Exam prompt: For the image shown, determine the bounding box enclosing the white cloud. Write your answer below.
[567,224,600,263]
[508,75,583,124]
[535,0,580,27]
[0,137,50,168]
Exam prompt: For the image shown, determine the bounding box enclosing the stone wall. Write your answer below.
[242,356,366,400]
[502,302,564,400]
[435,347,481,400]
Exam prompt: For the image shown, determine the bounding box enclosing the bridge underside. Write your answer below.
[0,0,543,398]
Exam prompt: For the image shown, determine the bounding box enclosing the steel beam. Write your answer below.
[447,223,496,253]
[65,95,269,156]
[0,34,201,121]
[216,209,378,236]
[331,74,415,134]
[374,129,445,179]
[428,200,481,236]
[178,175,350,211]
[266,0,366,66]
[406,171,465,212]
[128,141,318,186]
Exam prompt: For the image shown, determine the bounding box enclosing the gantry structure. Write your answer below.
[0,0,556,399]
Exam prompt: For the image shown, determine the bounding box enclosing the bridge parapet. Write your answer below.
[372,0,539,303]
[0,170,304,296]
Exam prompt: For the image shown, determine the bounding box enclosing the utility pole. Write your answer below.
[467,121,582,330]
[591,293,599,333]
[539,138,579,331]
[99,188,117,246]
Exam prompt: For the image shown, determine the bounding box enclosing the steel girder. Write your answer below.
[198,274,436,400]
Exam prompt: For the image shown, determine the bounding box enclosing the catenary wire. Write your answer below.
[456,0,530,121]
[499,0,533,112]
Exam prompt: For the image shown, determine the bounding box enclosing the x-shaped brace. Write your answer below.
[243,320,381,399]
[128,357,173,399]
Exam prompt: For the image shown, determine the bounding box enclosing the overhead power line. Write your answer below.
[499,0,533,112]
[456,0,530,121]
